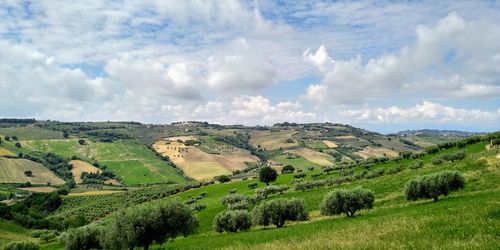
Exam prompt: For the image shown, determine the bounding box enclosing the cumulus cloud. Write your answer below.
[338,101,500,125]
[192,95,316,125]
[305,13,500,104]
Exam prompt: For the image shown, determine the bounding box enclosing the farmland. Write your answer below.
[69,160,101,184]
[0,158,65,185]
[250,130,299,150]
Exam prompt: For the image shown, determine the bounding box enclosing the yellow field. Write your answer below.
[67,190,124,197]
[177,162,231,180]
[355,147,399,159]
[152,141,187,164]
[287,148,334,166]
[166,136,198,142]
[69,160,101,184]
[19,186,57,193]
[249,130,299,150]
[153,139,258,180]
[322,140,337,148]
[0,158,65,185]
[0,147,15,157]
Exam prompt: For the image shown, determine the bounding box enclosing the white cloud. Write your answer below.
[338,101,500,125]
[305,13,500,104]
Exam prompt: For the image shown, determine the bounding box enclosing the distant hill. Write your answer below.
[393,129,481,137]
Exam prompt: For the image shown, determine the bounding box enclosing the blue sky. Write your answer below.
[0,0,499,133]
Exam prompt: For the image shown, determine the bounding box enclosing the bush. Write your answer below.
[214,210,252,233]
[15,142,22,148]
[247,183,258,189]
[4,241,40,250]
[193,203,207,211]
[228,200,249,210]
[431,157,443,165]
[228,188,237,194]
[281,165,295,174]
[442,151,466,162]
[251,198,308,228]
[409,160,424,169]
[254,185,289,199]
[60,226,102,250]
[259,167,278,185]
[365,168,384,179]
[293,172,306,179]
[386,165,405,175]
[221,194,247,206]
[214,175,231,183]
[320,187,374,217]
[405,171,465,202]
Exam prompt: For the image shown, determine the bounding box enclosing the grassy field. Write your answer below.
[0,147,15,157]
[287,147,335,166]
[0,127,64,140]
[0,158,65,185]
[21,139,186,185]
[249,130,299,150]
[273,155,320,170]
[0,218,34,248]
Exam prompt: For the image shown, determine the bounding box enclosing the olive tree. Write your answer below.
[320,187,374,217]
[259,167,278,185]
[405,170,464,202]
[281,165,295,174]
[213,210,252,233]
[104,201,198,250]
[60,226,102,250]
[251,198,308,228]
[4,241,39,250]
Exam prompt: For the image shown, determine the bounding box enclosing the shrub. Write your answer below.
[259,167,278,185]
[281,165,295,174]
[247,183,258,189]
[293,172,306,179]
[193,203,207,211]
[251,198,308,228]
[214,210,252,233]
[307,166,315,171]
[4,241,40,250]
[60,226,102,250]
[409,160,424,169]
[431,157,443,165]
[40,231,57,242]
[365,168,384,179]
[425,146,440,154]
[387,165,405,175]
[228,200,249,211]
[15,142,22,148]
[405,171,465,202]
[228,188,237,194]
[442,151,466,162]
[214,175,231,183]
[221,194,247,206]
[320,187,374,217]
[254,185,289,199]
[311,173,322,179]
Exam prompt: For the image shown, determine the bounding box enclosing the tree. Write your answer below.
[259,167,277,185]
[60,226,102,250]
[24,170,33,177]
[78,139,85,145]
[251,198,308,228]
[15,142,21,148]
[4,241,40,250]
[320,187,374,217]
[405,170,464,202]
[214,175,231,183]
[213,210,252,233]
[0,137,2,145]
[281,165,295,174]
[105,201,198,250]
[11,136,18,140]
[63,131,69,138]
[5,136,10,141]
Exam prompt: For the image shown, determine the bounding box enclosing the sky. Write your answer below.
[0,0,499,133]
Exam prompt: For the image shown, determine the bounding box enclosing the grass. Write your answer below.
[0,147,15,156]
[21,139,186,185]
[0,218,34,248]
[0,158,65,185]
[274,155,320,170]
[0,127,64,140]
[249,130,299,150]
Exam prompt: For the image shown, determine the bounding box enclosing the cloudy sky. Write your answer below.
[0,0,499,133]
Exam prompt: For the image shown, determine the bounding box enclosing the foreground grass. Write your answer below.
[165,190,499,249]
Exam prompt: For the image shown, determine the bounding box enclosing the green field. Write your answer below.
[0,127,64,140]
[0,158,65,185]
[20,139,186,185]
[0,219,34,248]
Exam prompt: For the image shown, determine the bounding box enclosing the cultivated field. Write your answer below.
[0,127,64,140]
[322,140,337,148]
[355,147,399,159]
[0,158,65,185]
[287,147,335,166]
[154,139,258,180]
[249,130,299,150]
[22,139,186,185]
[69,160,101,184]
[0,147,15,157]
[19,186,57,193]
[166,136,198,142]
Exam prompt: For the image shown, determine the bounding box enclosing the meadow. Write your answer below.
[0,158,65,185]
